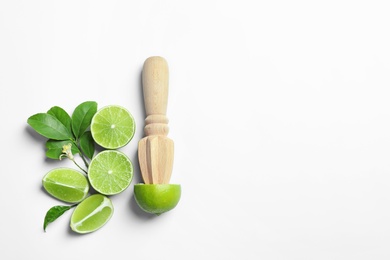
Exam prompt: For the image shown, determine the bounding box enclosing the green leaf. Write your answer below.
[43,205,74,232]
[71,101,97,139]
[45,140,80,160]
[27,113,73,140]
[79,131,95,160]
[47,106,72,136]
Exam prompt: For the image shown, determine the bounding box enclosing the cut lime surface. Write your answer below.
[88,150,133,195]
[134,184,181,215]
[90,105,135,149]
[70,194,113,234]
[42,168,89,203]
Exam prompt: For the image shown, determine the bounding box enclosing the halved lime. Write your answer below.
[70,194,113,234]
[134,184,181,215]
[42,168,89,203]
[90,105,135,149]
[88,150,133,195]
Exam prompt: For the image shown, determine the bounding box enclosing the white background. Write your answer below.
[1,0,390,259]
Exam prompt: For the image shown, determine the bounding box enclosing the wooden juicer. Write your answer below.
[134,56,181,215]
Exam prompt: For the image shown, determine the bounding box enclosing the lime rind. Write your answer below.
[70,194,114,234]
[42,168,89,203]
[134,184,181,215]
[90,105,135,149]
[88,150,133,195]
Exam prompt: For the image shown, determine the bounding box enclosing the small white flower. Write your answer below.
[59,143,74,160]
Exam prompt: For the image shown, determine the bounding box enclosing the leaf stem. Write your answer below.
[72,159,88,175]
[78,148,90,168]
[71,140,90,169]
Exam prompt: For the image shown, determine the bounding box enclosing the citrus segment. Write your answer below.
[134,184,181,215]
[42,168,89,203]
[88,150,133,195]
[70,194,113,234]
[90,105,135,149]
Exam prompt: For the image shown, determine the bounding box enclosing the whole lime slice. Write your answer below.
[88,150,133,195]
[70,194,113,234]
[134,184,181,215]
[42,168,89,203]
[90,105,135,149]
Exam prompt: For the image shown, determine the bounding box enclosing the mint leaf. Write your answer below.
[27,113,73,140]
[71,101,97,139]
[43,205,74,232]
[45,140,80,160]
[47,106,72,136]
[79,131,95,160]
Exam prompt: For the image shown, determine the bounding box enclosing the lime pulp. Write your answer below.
[90,105,135,149]
[88,150,133,195]
[42,168,89,203]
[70,194,113,234]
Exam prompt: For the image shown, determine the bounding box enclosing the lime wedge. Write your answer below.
[42,168,89,203]
[70,194,113,234]
[134,184,181,215]
[90,105,135,149]
[88,150,133,195]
